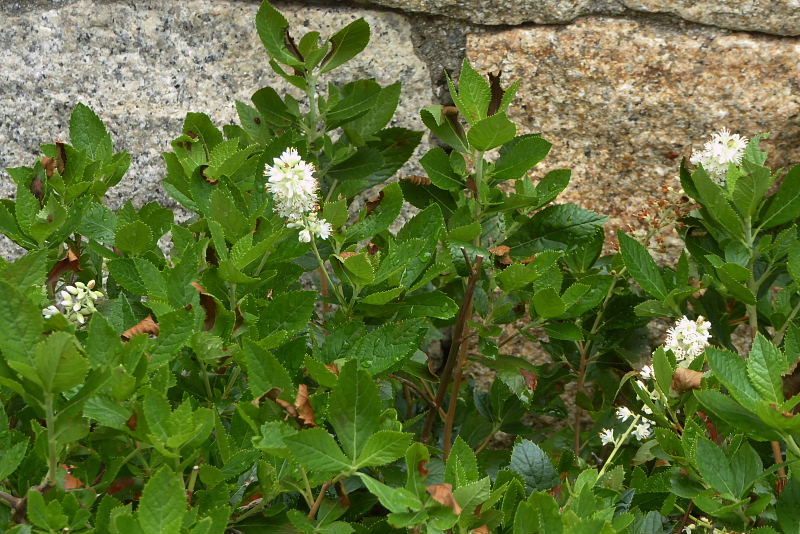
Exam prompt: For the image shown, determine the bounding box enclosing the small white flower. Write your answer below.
[642,405,653,416]
[640,365,655,380]
[264,148,319,220]
[288,213,332,243]
[599,428,615,446]
[615,406,634,422]
[690,128,747,186]
[42,305,60,319]
[683,523,696,534]
[635,379,647,391]
[665,315,712,365]
[632,422,653,441]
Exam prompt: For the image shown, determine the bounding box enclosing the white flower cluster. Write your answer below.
[665,315,711,367]
[264,148,332,243]
[689,128,747,186]
[599,365,659,445]
[42,280,104,325]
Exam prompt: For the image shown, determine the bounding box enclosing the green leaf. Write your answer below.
[532,288,565,319]
[777,475,800,534]
[336,253,374,286]
[761,165,800,230]
[27,489,68,532]
[84,396,132,430]
[326,79,381,129]
[747,334,787,403]
[259,290,316,336]
[420,105,468,153]
[356,430,413,468]
[328,361,381,460]
[393,291,458,320]
[342,82,401,140]
[35,332,88,393]
[716,263,756,304]
[69,103,113,161]
[449,59,491,125]
[149,308,195,366]
[510,440,558,492]
[505,204,608,258]
[115,220,152,255]
[79,202,117,244]
[357,473,421,513]
[137,467,187,534]
[652,347,673,398]
[692,168,743,238]
[420,147,464,191]
[493,135,552,182]
[695,437,738,498]
[0,440,28,481]
[467,112,516,151]
[544,322,583,341]
[694,390,780,441]
[0,250,46,290]
[285,427,352,477]
[255,1,303,67]
[345,182,403,244]
[706,347,762,405]
[348,319,426,375]
[321,18,370,74]
[243,340,294,400]
[445,436,479,487]
[514,497,562,534]
[618,231,667,300]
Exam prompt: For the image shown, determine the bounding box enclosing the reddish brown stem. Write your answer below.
[421,251,483,446]
[307,481,332,521]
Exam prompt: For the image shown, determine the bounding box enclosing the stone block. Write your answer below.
[0,0,432,255]
[467,17,800,225]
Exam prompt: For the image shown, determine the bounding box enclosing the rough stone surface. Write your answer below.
[0,0,432,232]
[467,17,800,224]
[362,0,800,36]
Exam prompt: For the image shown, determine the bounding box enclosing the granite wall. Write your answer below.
[1,0,799,256]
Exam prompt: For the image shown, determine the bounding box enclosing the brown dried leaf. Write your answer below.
[338,252,359,260]
[403,175,432,186]
[47,248,81,290]
[426,483,462,515]
[121,315,160,340]
[489,245,510,256]
[417,460,429,478]
[42,157,58,178]
[520,369,538,392]
[672,367,703,393]
[486,70,503,117]
[191,282,217,331]
[295,384,316,427]
[274,398,298,418]
[472,526,490,534]
[366,191,384,216]
[125,412,138,431]
[326,363,340,376]
[55,141,67,174]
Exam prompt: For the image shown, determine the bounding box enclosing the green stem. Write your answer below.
[785,435,800,458]
[44,393,58,485]
[598,414,641,479]
[199,361,214,401]
[309,238,347,308]
[773,297,800,347]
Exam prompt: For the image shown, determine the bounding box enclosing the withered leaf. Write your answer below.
[47,248,81,291]
[402,174,432,186]
[520,369,538,391]
[191,282,218,331]
[426,483,462,515]
[121,315,160,340]
[487,70,504,116]
[295,384,316,427]
[671,367,703,393]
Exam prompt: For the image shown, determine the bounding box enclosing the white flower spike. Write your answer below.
[264,148,332,243]
[665,315,712,366]
[690,128,747,186]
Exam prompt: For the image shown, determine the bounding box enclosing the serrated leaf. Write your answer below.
[70,103,113,161]
[137,467,187,534]
[449,59,491,124]
[357,473,421,513]
[285,427,351,477]
[321,18,370,74]
[0,440,28,481]
[761,165,800,230]
[348,319,426,375]
[243,340,294,400]
[355,430,412,468]
[747,334,787,403]
[510,440,558,492]
[493,135,552,182]
[467,112,516,151]
[328,361,380,460]
[420,147,464,191]
[115,221,152,255]
[35,332,88,393]
[532,288,565,319]
[255,1,303,67]
[84,396,132,430]
[618,231,667,300]
[505,204,608,258]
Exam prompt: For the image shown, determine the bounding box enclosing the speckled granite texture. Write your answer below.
[0,0,432,210]
[468,17,800,223]
[1,0,799,260]
[363,0,800,36]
